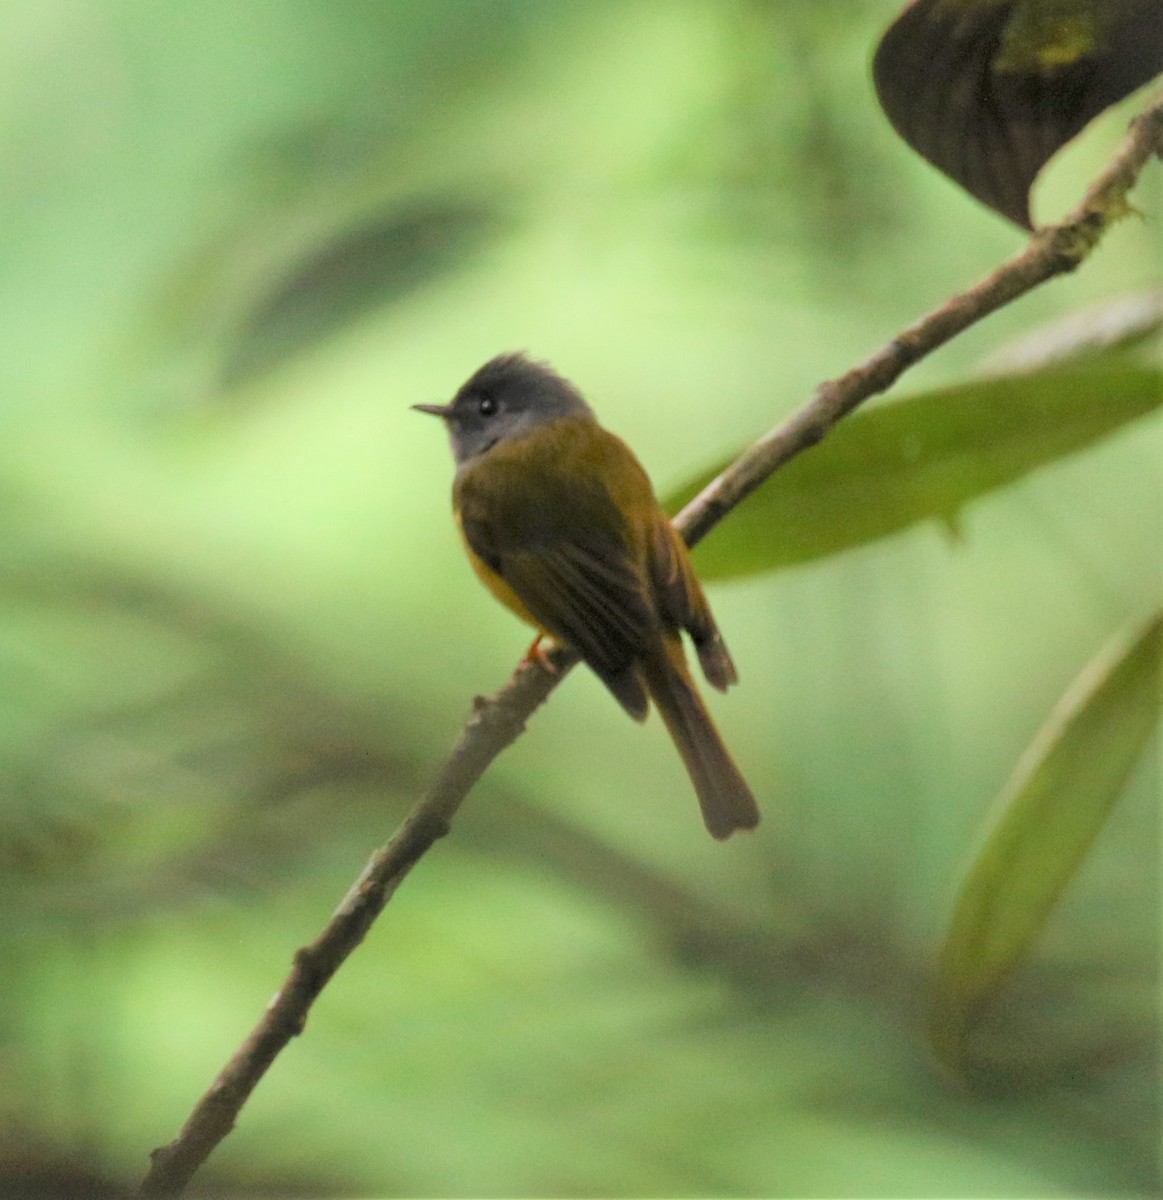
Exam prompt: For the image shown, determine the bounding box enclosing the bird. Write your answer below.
[414,352,759,839]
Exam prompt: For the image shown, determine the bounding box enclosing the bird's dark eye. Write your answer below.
[478,394,497,417]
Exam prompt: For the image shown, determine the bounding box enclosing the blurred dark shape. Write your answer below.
[223,199,503,387]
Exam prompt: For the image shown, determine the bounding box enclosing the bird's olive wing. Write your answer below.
[457,466,657,712]
[648,517,738,692]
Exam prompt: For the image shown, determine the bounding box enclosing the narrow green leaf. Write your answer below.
[669,364,1161,579]
[931,611,1163,1068]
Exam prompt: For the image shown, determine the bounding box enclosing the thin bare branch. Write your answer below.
[139,89,1163,1199]
[681,94,1163,547]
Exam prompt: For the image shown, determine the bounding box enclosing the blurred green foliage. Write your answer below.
[0,2,1158,1197]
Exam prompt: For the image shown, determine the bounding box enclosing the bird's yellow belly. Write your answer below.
[458,527,542,631]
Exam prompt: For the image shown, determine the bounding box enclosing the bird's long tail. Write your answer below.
[641,637,759,840]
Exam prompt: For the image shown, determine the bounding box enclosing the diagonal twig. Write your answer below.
[139,90,1163,1199]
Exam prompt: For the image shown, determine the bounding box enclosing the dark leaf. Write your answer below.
[667,364,1162,580]
[873,0,1163,227]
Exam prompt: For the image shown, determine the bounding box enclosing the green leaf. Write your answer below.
[872,0,1163,228]
[931,611,1163,1069]
[668,364,1162,580]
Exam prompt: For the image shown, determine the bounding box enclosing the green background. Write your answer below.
[1,2,1158,1196]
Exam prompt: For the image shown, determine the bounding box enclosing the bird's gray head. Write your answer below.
[413,352,594,465]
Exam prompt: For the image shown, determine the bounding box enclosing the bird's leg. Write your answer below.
[522,633,557,673]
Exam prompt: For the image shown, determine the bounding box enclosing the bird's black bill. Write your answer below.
[412,402,453,418]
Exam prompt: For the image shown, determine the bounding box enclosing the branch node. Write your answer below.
[291,945,319,977]
[412,809,452,844]
[888,334,921,368]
